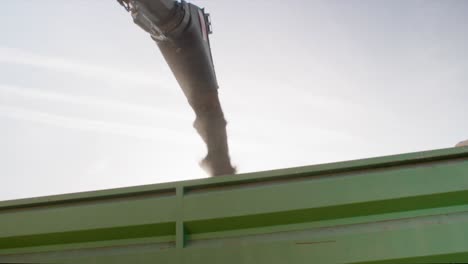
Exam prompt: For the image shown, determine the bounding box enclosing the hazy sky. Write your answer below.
[1,0,467,201]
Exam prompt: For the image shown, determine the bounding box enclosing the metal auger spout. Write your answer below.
[118,0,236,176]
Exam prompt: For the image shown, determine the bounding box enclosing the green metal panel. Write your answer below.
[1,147,468,263]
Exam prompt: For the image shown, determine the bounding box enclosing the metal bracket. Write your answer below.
[117,0,130,12]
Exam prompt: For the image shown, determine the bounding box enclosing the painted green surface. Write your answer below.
[0,147,468,263]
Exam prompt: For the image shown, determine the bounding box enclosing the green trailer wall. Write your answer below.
[1,147,468,263]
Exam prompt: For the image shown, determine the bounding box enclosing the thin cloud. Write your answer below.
[0,105,197,145]
[0,46,175,88]
[0,84,191,122]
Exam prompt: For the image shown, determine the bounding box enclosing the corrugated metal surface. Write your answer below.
[1,147,468,263]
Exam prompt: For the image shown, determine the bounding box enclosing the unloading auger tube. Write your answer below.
[117,0,236,176]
